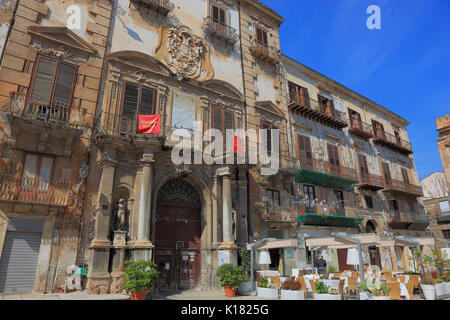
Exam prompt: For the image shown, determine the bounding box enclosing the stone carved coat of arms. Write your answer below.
[156,25,214,81]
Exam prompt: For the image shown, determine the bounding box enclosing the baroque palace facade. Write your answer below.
[0,0,427,294]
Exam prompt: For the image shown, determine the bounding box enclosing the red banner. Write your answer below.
[138,115,160,134]
[233,135,244,154]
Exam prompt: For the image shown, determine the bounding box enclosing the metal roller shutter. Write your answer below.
[0,231,42,293]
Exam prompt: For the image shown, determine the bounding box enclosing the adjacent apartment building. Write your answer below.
[0,0,428,294]
[423,115,450,247]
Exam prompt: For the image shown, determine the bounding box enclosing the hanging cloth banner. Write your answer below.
[233,135,244,154]
[138,115,160,134]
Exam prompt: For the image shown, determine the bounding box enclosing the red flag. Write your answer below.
[138,115,160,134]
[233,135,244,154]
[299,210,305,215]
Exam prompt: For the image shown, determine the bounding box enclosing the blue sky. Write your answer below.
[260,0,450,180]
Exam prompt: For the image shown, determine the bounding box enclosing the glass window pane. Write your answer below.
[21,154,38,189]
[38,157,53,190]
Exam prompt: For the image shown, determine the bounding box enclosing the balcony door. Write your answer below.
[319,96,336,117]
[289,82,310,107]
[358,154,369,182]
[382,162,391,186]
[297,134,313,169]
[18,154,54,203]
[327,143,341,175]
[28,56,78,122]
[349,108,362,129]
[372,120,384,138]
[120,81,157,135]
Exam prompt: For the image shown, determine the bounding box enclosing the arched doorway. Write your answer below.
[366,220,382,269]
[154,179,202,290]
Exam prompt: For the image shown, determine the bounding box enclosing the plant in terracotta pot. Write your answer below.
[216,264,244,297]
[124,260,159,300]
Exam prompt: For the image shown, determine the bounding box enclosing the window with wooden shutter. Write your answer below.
[372,120,384,138]
[262,123,272,155]
[303,185,315,205]
[297,134,312,168]
[382,162,391,185]
[211,107,234,152]
[28,56,77,113]
[266,189,280,208]
[319,96,336,117]
[212,5,226,25]
[18,154,55,202]
[349,108,362,129]
[358,154,369,178]
[333,190,344,209]
[120,81,157,133]
[401,168,410,184]
[328,144,340,167]
[289,81,310,107]
[256,26,268,45]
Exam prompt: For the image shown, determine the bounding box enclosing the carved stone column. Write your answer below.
[217,166,237,265]
[134,153,155,261]
[86,148,116,294]
[212,175,219,246]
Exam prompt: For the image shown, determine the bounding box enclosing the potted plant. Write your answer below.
[256,277,279,299]
[326,266,337,279]
[420,277,436,300]
[216,264,244,297]
[280,279,304,300]
[313,281,341,300]
[434,278,450,300]
[371,283,391,300]
[124,260,159,300]
[237,248,253,296]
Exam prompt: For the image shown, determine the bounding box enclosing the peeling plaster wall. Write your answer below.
[110,0,244,93]
[0,0,17,61]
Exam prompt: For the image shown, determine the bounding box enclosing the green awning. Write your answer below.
[298,213,363,228]
[294,168,358,192]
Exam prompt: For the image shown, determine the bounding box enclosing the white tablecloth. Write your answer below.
[257,270,280,277]
[399,283,411,300]
[303,274,321,292]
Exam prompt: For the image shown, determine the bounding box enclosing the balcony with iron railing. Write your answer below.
[130,0,175,16]
[0,174,73,207]
[383,178,423,197]
[298,155,357,182]
[249,39,280,64]
[4,98,90,131]
[373,129,413,155]
[288,92,348,130]
[348,119,374,140]
[96,112,168,143]
[202,17,238,45]
[388,210,429,230]
[358,171,384,190]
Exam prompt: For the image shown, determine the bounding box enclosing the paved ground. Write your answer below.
[0,292,130,300]
[0,290,446,300]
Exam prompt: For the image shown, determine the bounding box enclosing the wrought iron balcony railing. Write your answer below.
[249,39,280,64]
[202,17,238,44]
[130,0,175,16]
[289,92,348,129]
[348,119,374,140]
[373,129,413,155]
[0,174,73,207]
[4,99,90,130]
[97,112,168,139]
[388,210,429,230]
[298,154,357,181]
[358,172,384,190]
[383,178,423,197]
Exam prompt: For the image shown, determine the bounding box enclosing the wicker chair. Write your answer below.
[347,277,358,298]
[269,276,281,289]
[338,278,346,299]
[296,275,308,293]
[405,279,415,299]
[387,281,402,300]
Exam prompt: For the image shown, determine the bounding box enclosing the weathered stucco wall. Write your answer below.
[110,0,244,93]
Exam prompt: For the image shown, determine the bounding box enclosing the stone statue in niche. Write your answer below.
[114,199,128,232]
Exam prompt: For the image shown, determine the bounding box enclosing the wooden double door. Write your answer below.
[155,203,201,290]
